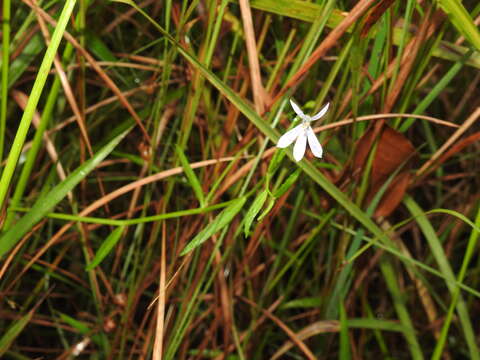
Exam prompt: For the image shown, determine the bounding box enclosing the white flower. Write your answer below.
[277,99,330,161]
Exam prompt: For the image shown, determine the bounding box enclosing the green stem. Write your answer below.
[0,0,11,161]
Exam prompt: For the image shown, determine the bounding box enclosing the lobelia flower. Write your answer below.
[277,99,330,162]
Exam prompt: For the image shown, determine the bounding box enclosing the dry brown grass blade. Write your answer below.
[239,296,317,360]
[313,113,459,133]
[417,107,480,177]
[239,0,266,114]
[421,132,480,181]
[271,320,341,360]
[360,0,397,38]
[66,60,163,72]
[23,0,152,144]
[269,0,377,108]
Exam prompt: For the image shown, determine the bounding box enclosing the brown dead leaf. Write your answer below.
[370,125,415,217]
[374,171,412,217]
[371,125,415,188]
[351,124,415,217]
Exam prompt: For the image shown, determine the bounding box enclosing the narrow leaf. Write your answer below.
[267,149,287,176]
[257,197,276,222]
[273,168,301,198]
[339,303,351,360]
[181,197,246,256]
[0,311,33,356]
[176,145,206,207]
[244,190,268,236]
[86,226,125,271]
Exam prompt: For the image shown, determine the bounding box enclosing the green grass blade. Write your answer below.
[0,0,11,161]
[175,145,206,207]
[272,167,301,198]
[0,0,77,212]
[339,302,351,360]
[0,126,132,259]
[86,226,126,271]
[244,189,268,236]
[0,311,33,357]
[180,197,246,256]
[380,259,424,360]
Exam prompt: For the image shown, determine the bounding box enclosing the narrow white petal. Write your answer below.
[310,102,330,121]
[277,125,303,148]
[306,126,323,158]
[290,99,306,119]
[293,131,307,162]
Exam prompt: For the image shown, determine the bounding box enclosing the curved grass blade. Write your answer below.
[86,226,125,271]
[244,189,268,236]
[176,145,206,207]
[0,311,33,357]
[180,197,246,256]
[0,126,132,259]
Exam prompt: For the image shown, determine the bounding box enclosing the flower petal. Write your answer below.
[306,126,323,158]
[277,125,303,148]
[293,131,307,162]
[290,99,306,119]
[310,102,330,121]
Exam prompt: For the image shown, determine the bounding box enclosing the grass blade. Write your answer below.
[244,189,268,236]
[175,145,206,207]
[180,197,246,256]
[86,226,126,271]
[0,311,33,357]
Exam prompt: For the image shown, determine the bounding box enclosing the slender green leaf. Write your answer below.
[380,259,424,360]
[86,226,125,270]
[339,302,351,360]
[0,311,33,356]
[273,168,301,198]
[176,145,206,207]
[257,197,276,222]
[244,190,268,236]
[180,197,246,256]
